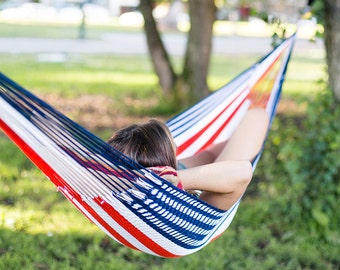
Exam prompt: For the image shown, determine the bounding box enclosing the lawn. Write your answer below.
[0,20,135,39]
[1,22,339,270]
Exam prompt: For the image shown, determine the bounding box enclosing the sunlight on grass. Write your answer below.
[0,50,325,100]
[209,52,326,98]
[209,54,261,90]
[283,54,326,97]
[1,206,99,236]
[37,71,157,87]
[286,56,326,80]
[1,54,159,98]
[282,80,321,97]
[0,21,123,39]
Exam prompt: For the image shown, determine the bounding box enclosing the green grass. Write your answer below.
[0,54,157,97]
[1,51,325,99]
[1,25,338,269]
[0,20,139,39]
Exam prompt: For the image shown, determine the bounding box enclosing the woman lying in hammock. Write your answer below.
[108,108,269,211]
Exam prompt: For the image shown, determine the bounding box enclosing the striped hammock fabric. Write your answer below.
[0,33,296,258]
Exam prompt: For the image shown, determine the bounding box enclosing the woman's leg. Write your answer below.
[215,108,269,162]
[179,108,269,168]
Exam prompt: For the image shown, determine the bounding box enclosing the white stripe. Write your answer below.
[175,87,250,159]
[266,39,292,114]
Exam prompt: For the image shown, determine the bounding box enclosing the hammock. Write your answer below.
[0,33,296,258]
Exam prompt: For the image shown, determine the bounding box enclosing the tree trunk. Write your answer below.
[181,0,216,105]
[139,0,176,96]
[139,0,216,109]
[324,0,340,102]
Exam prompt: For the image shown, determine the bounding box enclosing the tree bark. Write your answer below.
[139,0,176,96]
[324,0,340,102]
[140,0,216,108]
[182,0,216,104]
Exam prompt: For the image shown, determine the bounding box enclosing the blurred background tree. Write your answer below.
[139,0,339,108]
[139,0,215,108]
[323,0,340,102]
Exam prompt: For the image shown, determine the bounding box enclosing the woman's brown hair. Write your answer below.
[107,119,177,169]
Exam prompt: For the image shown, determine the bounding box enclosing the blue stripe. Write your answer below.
[118,184,227,249]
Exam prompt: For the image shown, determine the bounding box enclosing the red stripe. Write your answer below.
[57,190,141,252]
[95,197,180,258]
[200,96,248,151]
[177,86,248,156]
[0,119,179,257]
[178,48,287,156]
[0,119,68,189]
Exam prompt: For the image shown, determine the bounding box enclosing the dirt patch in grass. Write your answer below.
[39,93,306,133]
[276,97,307,116]
[39,93,158,132]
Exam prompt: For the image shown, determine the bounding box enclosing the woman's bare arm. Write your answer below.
[176,109,268,210]
[177,160,252,210]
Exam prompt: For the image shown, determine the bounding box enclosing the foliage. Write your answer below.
[257,83,340,240]
[309,0,325,25]
[253,11,287,47]
[287,87,340,236]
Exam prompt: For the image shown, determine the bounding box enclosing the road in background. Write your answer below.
[0,32,324,56]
